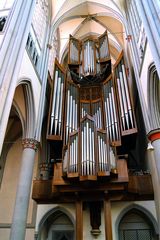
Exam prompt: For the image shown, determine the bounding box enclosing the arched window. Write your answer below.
[119,209,158,240]
[148,64,160,129]
[39,209,75,240]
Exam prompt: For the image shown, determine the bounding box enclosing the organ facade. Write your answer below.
[46,31,137,182]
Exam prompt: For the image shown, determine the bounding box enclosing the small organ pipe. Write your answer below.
[54,76,61,135]
[75,135,78,172]
[98,135,101,171]
[122,64,134,128]
[99,106,102,129]
[50,70,58,134]
[109,92,116,141]
[117,78,125,130]
[81,129,84,175]
[111,87,119,140]
[75,103,78,129]
[86,121,90,175]
[74,137,76,172]
[90,47,93,73]
[72,98,75,130]
[58,81,64,135]
[89,125,93,174]
[69,93,73,132]
[119,71,129,129]
[87,41,90,73]
[106,98,112,141]
[103,141,105,171]
[84,125,87,175]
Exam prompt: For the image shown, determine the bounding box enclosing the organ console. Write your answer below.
[47,31,137,182]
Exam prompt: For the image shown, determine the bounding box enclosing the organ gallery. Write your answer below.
[47,31,137,180]
[32,31,153,239]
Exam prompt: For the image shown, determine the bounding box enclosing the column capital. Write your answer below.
[148,128,160,142]
[22,138,39,151]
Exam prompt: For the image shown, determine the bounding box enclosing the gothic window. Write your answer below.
[148,64,160,129]
[119,209,157,240]
[41,211,75,240]
[32,0,49,48]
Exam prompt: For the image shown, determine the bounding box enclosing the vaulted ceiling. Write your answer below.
[50,0,127,64]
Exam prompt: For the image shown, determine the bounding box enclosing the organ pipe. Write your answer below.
[47,60,65,140]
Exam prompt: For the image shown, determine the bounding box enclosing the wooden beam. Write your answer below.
[104,198,113,240]
[76,200,83,240]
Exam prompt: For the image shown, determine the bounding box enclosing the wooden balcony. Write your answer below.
[128,174,153,195]
[32,180,52,201]
[32,164,154,203]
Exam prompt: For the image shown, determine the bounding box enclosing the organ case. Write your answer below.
[47,33,137,184]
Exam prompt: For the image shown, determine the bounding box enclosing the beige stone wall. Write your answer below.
[0,138,39,239]
[0,139,22,223]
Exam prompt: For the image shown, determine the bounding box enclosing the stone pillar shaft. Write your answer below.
[10,139,39,240]
[148,129,160,239]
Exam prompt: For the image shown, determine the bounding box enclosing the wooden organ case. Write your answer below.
[32,32,153,240]
[32,30,153,240]
[46,31,138,185]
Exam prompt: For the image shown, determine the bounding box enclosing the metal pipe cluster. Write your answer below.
[81,119,96,176]
[92,101,102,129]
[65,83,78,144]
[104,80,120,142]
[50,69,64,136]
[68,133,78,173]
[83,40,95,75]
[97,132,109,172]
[115,60,135,131]
[81,102,90,118]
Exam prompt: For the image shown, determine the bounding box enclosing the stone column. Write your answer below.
[0,0,36,155]
[10,138,39,240]
[148,129,160,180]
[148,129,160,238]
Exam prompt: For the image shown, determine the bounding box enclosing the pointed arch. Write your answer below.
[115,203,159,239]
[147,63,160,129]
[18,78,36,138]
[37,206,75,232]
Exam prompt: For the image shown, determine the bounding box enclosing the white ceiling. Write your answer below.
[50,0,126,62]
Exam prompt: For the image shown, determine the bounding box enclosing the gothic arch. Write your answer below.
[147,63,160,129]
[37,206,75,240]
[115,203,159,239]
[18,79,36,138]
[50,1,126,40]
[0,102,24,186]
[37,206,75,232]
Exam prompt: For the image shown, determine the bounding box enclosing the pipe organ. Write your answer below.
[47,31,137,182]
